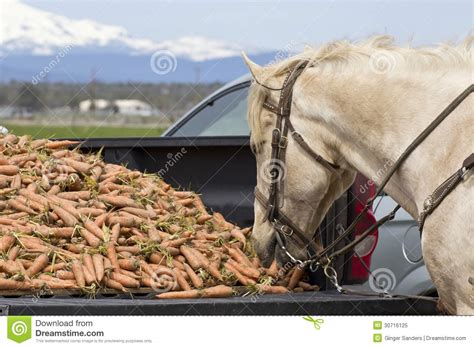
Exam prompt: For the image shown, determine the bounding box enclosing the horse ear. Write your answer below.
[242,52,264,81]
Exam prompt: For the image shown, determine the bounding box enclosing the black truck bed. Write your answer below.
[0,291,436,316]
[0,136,437,315]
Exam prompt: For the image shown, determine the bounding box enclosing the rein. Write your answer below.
[253,61,473,275]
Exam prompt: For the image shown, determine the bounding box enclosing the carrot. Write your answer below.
[25,253,50,277]
[92,254,105,282]
[107,215,140,227]
[71,260,86,287]
[255,284,290,294]
[7,198,36,215]
[94,213,108,227]
[227,259,260,279]
[106,242,120,271]
[0,234,15,252]
[0,278,31,290]
[82,254,97,283]
[110,272,140,288]
[224,262,255,285]
[0,165,19,175]
[110,223,121,243]
[10,174,22,189]
[83,219,105,240]
[57,191,91,201]
[44,262,67,273]
[79,227,101,248]
[155,289,199,299]
[173,268,191,291]
[226,246,253,268]
[230,228,247,246]
[121,207,156,219]
[183,263,203,288]
[267,259,279,277]
[45,140,79,149]
[7,246,20,260]
[180,245,202,270]
[298,281,319,291]
[56,270,76,280]
[193,249,222,281]
[288,266,305,290]
[51,205,78,227]
[156,285,233,299]
[99,194,141,208]
[161,237,188,248]
[117,259,139,271]
[61,157,91,173]
[83,266,96,285]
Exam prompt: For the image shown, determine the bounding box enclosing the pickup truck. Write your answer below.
[0,79,436,315]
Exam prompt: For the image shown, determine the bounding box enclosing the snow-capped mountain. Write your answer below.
[0,0,249,61]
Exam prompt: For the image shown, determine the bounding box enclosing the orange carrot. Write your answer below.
[255,284,290,294]
[79,227,101,248]
[7,246,20,260]
[0,165,19,175]
[173,268,191,291]
[180,245,202,270]
[99,194,141,208]
[183,263,203,288]
[56,270,76,280]
[110,272,140,288]
[45,140,79,149]
[117,259,139,271]
[106,242,120,271]
[0,234,15,252]
[156,285,233,299]
[82,254,97,283]
[92,254,105,282]
[25,253,49,277]
[288,266,305,290]
[83,219,105,240]
[71,260,85,287]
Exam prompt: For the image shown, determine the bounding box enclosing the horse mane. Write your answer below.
[248,35,473,148]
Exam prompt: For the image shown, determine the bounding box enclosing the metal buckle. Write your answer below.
[280,224,293,237]
[278,135,287,148]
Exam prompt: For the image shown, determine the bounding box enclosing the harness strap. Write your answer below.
[286,118,339,172]
[418,153,473,230]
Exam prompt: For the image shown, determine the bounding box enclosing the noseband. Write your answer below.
[253,61,339,266]
[253,60,473,269]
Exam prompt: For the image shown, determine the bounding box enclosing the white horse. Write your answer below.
[244,36,473,315]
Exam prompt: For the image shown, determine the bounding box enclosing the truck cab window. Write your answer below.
[174,87,249,137]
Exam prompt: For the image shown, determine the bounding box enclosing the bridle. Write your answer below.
[252,60,474,272]
[253,60,339,267]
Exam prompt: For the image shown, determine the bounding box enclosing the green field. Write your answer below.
[2,124,166,138]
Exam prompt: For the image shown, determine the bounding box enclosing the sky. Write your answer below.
[22,0,473,51]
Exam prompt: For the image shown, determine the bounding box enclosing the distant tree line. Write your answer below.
[0,81,223,119]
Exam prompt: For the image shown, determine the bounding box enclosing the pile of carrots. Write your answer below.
[0,134,318,299]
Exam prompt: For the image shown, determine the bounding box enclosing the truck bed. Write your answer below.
[0,291,436,315]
